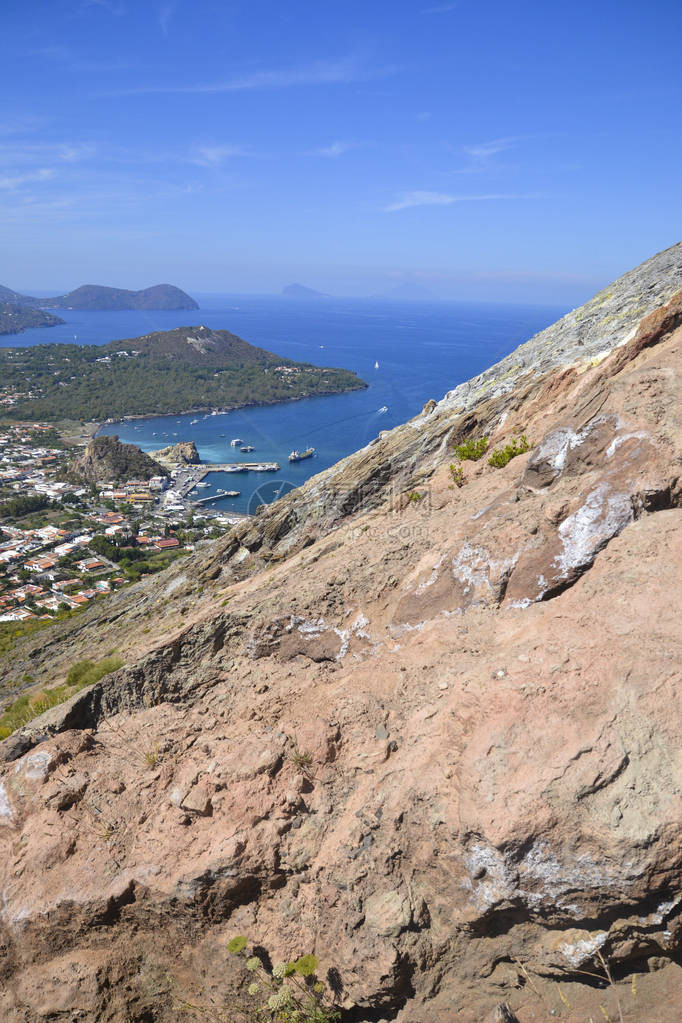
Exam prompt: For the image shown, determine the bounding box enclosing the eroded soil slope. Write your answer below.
[1,289,681,1022]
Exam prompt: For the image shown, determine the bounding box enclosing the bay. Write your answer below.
[3,295,567,515]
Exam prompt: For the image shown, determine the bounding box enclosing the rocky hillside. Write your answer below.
[150,440,200,467]
[0,244,681,1022]
[68,435,168,483]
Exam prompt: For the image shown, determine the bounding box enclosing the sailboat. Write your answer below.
[374,360,379,369]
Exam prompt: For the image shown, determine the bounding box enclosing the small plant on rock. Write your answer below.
[488,434,532,468]
[449,463,466,488]
[180,936,340,1022]
[288,740,314,779]
[453,436,488,461]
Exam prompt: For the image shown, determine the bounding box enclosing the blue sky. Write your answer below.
[1,0,681,302]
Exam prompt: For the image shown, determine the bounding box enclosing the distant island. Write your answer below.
[0,282,198,311]
[41,283,199,311]
[0,325,366,421]
[0,302,65,336]
[282,283,329,299]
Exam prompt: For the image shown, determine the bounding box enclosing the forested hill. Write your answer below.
[0,285,29,304]
[0,303,65,336]
[0,325,366,422]
[108,325,280,363]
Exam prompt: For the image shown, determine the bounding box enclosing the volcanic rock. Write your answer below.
[68,434,168,483]
[149,439,200,467]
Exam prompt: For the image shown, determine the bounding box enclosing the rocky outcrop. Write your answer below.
[1,246,681,1022]
[69,434,168,483]
[149,439,200,467]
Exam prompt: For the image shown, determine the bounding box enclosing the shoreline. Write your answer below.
[94,381,368,435]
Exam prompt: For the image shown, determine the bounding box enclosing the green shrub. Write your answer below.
[65,656,123,689]
[449,464,466,488]
[201,935,341,1023]
[488,434,532,468]
[0,654,124,740]
[453,436,488,461]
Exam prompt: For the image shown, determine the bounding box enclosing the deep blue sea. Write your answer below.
[3,295,567,514]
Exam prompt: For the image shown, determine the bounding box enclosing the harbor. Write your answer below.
[173,462,280,500]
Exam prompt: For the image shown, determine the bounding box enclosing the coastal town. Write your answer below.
[0,421,242,630]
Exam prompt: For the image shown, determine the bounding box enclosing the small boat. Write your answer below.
[288,447,315,463]
[216,488,225,494]
[225,465,247,473]
[196,482,210,488]
[240,445,255,453]
[225,490,240,497]
[191,419,199,425]
[374,360,379,369]
[378,406,388,414]
[230,438,243,447]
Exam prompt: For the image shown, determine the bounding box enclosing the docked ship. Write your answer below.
[225,490,240,497]
[288,447,315,463]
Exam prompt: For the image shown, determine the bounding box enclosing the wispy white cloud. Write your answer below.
[463,136,520,161]
[0,141,97,165]
[190,144,250,167]
[106,56,400,96]
[0,168,56,191]
[57,143,98,163]
[158,1,178,34]
[385,190,541,211]
[312,141,357,158]
[386,190,455,211]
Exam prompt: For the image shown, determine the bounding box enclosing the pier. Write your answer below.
[193,492,244,508]
[173,462,280,499]
[197,461,279,474]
